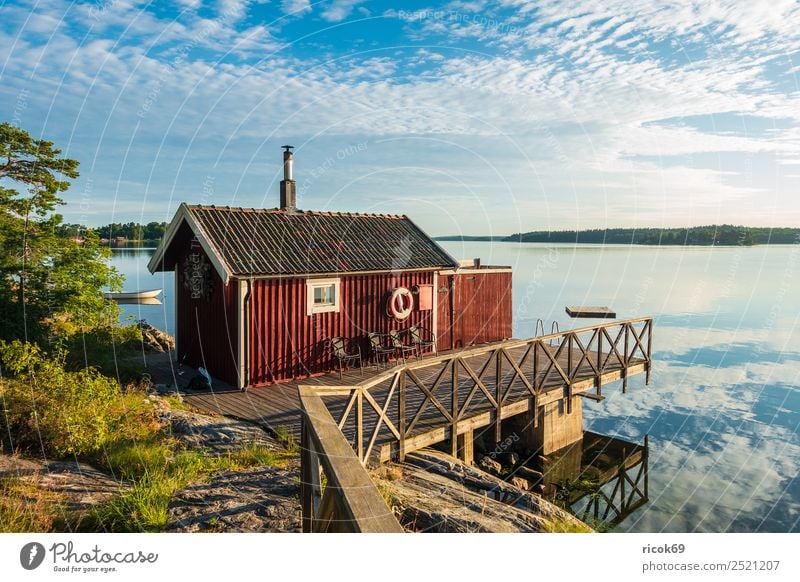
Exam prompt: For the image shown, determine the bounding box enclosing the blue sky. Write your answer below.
[1,0,799,234]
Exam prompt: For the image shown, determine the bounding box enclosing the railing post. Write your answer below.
[495,349,503,442]
[623,323,630,393]
[301,416,321,533]
[356,388,364,462]
[646,319,653,385]
[566,334,573,414]
[533,339,540,393]
[567,333,573,378]
[451,358,459,457]
[597,327,603,397]
[398,371,406,462]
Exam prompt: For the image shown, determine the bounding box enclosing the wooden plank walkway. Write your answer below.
[144,335,646,454]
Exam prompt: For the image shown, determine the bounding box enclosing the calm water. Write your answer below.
[110,248,175,335]
[111,243,800,533]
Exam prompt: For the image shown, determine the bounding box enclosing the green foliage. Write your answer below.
[273,425,299,453]
[0,476,63,533]
[0,122,122,344]
[0,340,159,457]
[60,221,168,242]
[540,516,593,533]
[505,225,800,246]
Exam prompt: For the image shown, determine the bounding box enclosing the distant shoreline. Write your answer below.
[436,226,800,246]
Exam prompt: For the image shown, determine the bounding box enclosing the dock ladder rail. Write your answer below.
[534,318,561,345]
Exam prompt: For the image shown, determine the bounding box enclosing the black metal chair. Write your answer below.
[408,325,436,360]
[327,337,363,379]
[368,332,394,370]
[389,329,416,365]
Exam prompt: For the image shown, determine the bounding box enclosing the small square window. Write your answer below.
[313,285,335,306]
[307,278,340,315]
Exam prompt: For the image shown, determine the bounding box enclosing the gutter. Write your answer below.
[242,277,253,391]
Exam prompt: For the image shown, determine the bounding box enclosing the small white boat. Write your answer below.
[104,288,163,301]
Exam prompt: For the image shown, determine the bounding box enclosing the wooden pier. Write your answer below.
[166,317,651,453]
[149,318,652,532]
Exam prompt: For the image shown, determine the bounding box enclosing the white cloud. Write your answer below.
[320,0,367,23]
[281,0,311,17]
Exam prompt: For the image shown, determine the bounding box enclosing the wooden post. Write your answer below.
[451,359,459,457]
[597,328,603,397]
[646,320,653,385]
[623,323,630,393]
[494,350,502,442]
[398,371,406,462]
[301,418,321,533]
[567,334,573,378]
[457,427,474,465]
[356,389,363,462]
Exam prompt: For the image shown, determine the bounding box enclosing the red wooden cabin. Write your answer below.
[148,149,512,389]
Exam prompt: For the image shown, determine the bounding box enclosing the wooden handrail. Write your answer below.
[305,317,653,466]
[308,317,654,394]
[299,385,403,533]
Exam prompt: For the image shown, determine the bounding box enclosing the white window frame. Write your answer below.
[306,277,341,315]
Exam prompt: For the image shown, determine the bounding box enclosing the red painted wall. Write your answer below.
[168,223,240,386]
[436,270,512,351]
[248,271,435,386]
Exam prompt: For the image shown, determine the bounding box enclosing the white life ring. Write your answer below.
[388,287,414,320]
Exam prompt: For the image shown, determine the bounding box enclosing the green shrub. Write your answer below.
[0,477,62,533]
[0,340,161,457]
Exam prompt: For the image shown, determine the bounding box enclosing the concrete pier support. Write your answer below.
[508,396,584,455]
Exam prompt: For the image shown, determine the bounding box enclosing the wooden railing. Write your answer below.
[299,386,403,532]
[309,317,653,465]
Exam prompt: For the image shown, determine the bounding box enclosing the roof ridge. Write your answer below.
[188,204,406,219]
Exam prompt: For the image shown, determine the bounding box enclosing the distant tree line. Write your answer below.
[438,226,800,246]
[59,221,168,241]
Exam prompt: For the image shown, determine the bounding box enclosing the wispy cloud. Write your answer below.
[1,0,798,231]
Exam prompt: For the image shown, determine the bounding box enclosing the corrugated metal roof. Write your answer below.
[182,205,459,277]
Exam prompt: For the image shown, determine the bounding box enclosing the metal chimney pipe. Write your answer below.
[282,145,294,181]
[280,145,296,211]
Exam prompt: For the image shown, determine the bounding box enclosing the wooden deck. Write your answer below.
[146,318,652,464]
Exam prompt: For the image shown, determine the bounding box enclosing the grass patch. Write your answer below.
[84,440,286,532]
[161,393,190,412]
[0,477,63,533]
[540,516,594,533]
[273,425,299,454]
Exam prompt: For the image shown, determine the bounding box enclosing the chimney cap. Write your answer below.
[281,144,294,152]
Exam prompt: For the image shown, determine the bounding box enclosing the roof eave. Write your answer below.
[146,203,233,285]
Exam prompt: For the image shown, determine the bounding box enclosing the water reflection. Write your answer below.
[538,431,649,530]
[108,248,174,334]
